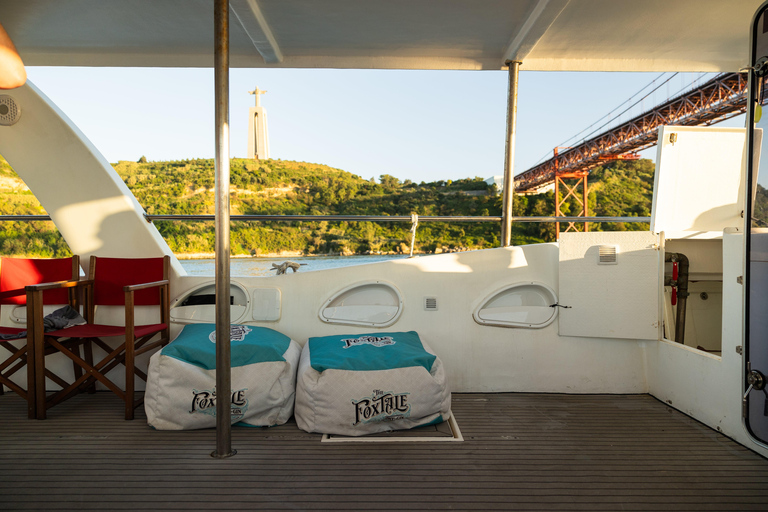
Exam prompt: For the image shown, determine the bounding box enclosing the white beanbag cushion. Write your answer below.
[295,331,451,436]
[145,324,300,430]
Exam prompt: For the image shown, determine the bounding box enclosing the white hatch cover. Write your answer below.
[319,281,403,327]
[651,126,751,238]
[558,231,660,340]
[473,282,558,329]
[170,281,250,324]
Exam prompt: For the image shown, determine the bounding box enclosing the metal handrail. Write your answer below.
[0,214,651,223]
[0,215,53,221]
[143,214,649,223]
[145,214,503,222]
[507,216,650,223]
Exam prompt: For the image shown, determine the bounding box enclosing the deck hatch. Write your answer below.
[321,413,462,443]
[319,281,403,327]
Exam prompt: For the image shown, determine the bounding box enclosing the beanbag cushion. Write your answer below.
[295,331,451,436]
[145,323,300,430]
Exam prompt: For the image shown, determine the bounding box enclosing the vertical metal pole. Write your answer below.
[554,175,560,239]
[501,61,521,247]
[582,176,589,232]
[212,0,235,459]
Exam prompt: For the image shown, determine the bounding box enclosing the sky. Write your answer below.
[23,67,739,184]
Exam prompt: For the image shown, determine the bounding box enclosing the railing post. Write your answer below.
[409,214,419,258]
[583,175,589,232]
[501,61,521,247]
[554,174,560,239]
[212,0,235,459]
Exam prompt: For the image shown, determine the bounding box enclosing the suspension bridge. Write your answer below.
[515,72,749,193]
[511,72,752,232]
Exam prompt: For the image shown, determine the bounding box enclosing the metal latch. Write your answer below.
[743,369,767,418]
[746,370,765,393]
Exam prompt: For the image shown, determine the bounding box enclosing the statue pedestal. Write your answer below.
[247,105,269,160]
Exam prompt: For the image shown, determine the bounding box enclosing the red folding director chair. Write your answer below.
[0,256,80,418]
[30,255,170,420]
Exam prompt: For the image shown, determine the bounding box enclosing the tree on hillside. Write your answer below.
[379,174,400,190]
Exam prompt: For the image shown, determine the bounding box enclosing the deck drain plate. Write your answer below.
[321,412,462,443]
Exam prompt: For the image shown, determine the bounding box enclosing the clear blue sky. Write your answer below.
[25,67,735,184]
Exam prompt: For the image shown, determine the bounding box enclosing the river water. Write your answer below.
[180,254,410,277]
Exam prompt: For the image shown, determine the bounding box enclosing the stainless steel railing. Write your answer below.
[0,214,651,224]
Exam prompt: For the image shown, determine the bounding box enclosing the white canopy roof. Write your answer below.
[3,0,764,72]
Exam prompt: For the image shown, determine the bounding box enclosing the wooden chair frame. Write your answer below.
[30,255,170,420]
[0,256,80,419]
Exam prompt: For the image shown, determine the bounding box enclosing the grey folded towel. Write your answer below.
[42,305,86,331]
[0,305,86,340]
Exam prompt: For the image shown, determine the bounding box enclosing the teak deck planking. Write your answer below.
[1,392,768,511]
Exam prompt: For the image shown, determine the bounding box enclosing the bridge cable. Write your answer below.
[529,72,673,167]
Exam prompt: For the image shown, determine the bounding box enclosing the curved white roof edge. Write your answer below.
[0,81,185,279]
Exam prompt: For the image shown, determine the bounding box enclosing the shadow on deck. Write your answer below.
[2,392,768,511]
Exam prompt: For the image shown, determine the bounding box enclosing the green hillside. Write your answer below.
[0,155,656,258]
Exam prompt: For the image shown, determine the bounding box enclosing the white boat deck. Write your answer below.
[1,392,767,511]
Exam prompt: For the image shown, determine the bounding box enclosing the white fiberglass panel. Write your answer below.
[559,232,660,340]
[651,126,747,237]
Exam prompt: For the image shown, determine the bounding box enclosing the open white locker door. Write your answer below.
[558,231,661,340]
[651,125,749,238]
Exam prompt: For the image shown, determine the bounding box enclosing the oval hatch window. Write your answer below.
[473,282,557,329]
[170,281,250,324]
[319,281,403,327]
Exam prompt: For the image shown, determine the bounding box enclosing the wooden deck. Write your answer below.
[2,392,768,511]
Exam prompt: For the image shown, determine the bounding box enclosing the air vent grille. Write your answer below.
[598,245,618,265]
[0,95,21,126]
[424,296,438,311]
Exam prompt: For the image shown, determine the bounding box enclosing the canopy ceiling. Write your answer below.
[2,0,765,72]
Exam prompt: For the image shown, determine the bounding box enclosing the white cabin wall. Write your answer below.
[171,246,648,394]
[9,246,651,398]
[647,232,768,457]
